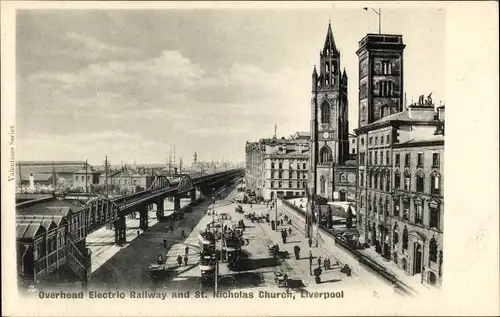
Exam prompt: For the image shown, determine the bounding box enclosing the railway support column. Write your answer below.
[114,216,126,246]
[155,199,164,219]
[139,205,149,231]
[174,195,181,212]
[189,188,196,202]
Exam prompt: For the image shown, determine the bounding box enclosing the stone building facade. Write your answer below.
[391,136,444,286]
[354,31,445,289]
[310,23,356,202]
[357,34,406,128]
[245,134,310,201]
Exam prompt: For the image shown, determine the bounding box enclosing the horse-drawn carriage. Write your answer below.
[268,243,279,256]
[273,269,288,288]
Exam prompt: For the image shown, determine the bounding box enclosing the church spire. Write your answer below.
[323,22,338,56]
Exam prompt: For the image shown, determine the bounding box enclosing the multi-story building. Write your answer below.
[309,23,356,202]
[98,166,154,193]
[72,165,101,192]
[355,33,445,288]
[391,132,444,287]
[245,134,310,200]
[245,141,265,196]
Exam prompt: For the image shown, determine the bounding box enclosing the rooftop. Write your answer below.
[392,135,445,148]
[17,198,84,216]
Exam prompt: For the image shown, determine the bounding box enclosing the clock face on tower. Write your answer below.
[322,132,329,139]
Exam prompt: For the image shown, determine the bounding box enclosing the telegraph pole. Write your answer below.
[105,156,109,196]
[85,159,88,194]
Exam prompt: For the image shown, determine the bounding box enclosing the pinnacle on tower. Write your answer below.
[312,64,318,76]
[342,68,347,78]
[323,22,339,55]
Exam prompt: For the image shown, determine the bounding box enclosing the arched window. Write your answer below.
[320,102,330,123]
[340,173,347,182]
[393,223,399,245]
[320,175,326,195]
[386,172,391,191]
[402,226,408,251]
[319,146,333,164]
[385,198,390,218]
[429,237,438,263]
[428,272,437,286]
[403,170,411,191]
[394,171,401,189]
[393,197,400,217]
[431,172,441,195]
[374,174,378,189]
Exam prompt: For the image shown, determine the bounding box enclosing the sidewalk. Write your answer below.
[88,199,190,273]
[359,247,439,295]
[253,204,393,295]
[276,200,439,296]
[274,202,399,295]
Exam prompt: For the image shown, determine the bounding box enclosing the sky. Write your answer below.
[16,7,445,166]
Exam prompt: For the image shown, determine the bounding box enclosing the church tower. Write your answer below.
[310,23,349,201]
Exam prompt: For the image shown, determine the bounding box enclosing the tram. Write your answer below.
[197,232,216,284]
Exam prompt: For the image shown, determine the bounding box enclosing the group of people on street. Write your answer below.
[176,253,189,267]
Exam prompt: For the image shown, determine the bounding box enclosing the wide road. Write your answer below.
[89,183,394,298]
[149,187,395,298]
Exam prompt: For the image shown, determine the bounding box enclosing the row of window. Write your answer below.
[360,169,441,195]
[365,150,391,166]
[270,181,308,189]
[378,80,394,97]
[75,175,92,182]
[359,134,392,148]
[359,151,441,169]
[270,162,307,170]
[361,195,441,231]
[394,171,442,195]
[381,61,392,75]
[392,226,441,265]
[395,152,441,168]
[270,171,308,179]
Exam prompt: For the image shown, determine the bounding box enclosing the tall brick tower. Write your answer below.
[310,23,350,201]
[356,34,406,128]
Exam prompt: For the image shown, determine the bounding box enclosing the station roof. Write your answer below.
[16,223,46,241]
[17,199,83,216]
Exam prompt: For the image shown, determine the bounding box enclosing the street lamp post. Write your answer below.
[363,7,382,34]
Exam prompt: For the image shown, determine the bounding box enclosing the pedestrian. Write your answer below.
[323,258,328,270]
[185,245,189,256]
[184,255,188,266]
[308,237,312,248]
[137,230,140,237]
[317,256,322,267]
[177,255,182,266]
[288,227,292,236]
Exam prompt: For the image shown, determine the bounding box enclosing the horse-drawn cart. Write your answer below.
[274,269,288,288]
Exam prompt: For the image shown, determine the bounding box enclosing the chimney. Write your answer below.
[437,105,445,122]
[408,102,436,121]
